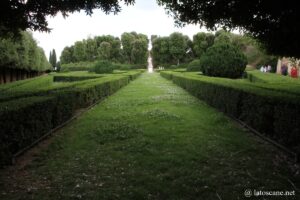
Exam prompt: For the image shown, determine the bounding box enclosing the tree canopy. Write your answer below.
[157,0,300,57]
[0,31,51,71]
[0,0,134,37]
[151,32,192,67]
[2,0,298,57]
[151,30,275,69]
[60,32,148,65]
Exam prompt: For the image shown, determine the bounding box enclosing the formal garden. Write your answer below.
[0,0,300,199]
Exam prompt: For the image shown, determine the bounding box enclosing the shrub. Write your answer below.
[199,43,247,78]
[130,64,147,69]
[0,70,143,166]
[119,65,131,70]
[179,62,189,68]
[169,65,178,69]
[93,60,114,74]
[160,71,300,156]
[187,59,201,72]
[0,96,70,166]
[61,61,97,72]
[53,76,100,82]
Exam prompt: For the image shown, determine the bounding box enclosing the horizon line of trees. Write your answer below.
[60,32,149,65]
[151,30,277,69]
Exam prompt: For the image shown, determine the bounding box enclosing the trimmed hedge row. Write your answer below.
[247,72,267,83]
[0,71,143,166]
[246,71,300,97]
[53,75,101,82]
[0,96,73,166]
[0,75,107,103]
[60,61,97,72]
[161,71,300,155]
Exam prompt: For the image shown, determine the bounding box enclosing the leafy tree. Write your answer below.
[169,32,188,65]
[151,33,191,67]
[214,30,233,45]
[59,32,149,65]
[49,51,52,66]
[121,32,136,63]
[157,0,300,57]
[85,38,98,61]
[0,31,50,71]
[61,35,121,63]
[94,36,123,62]
[60,35,123,64]
[151,35,158,43]
[74,41,87,62]
[193,32,215,58]
[60,46,75,64]
[17,31,31,69]
[151,37,171,67]
[199,43,247,78]
[0,0,134,37]
[37,47,51,71]
[120,32,149,64]
[56,61,61,72]
[212,30,277,68]
[98,41,112,60]
[110,38,122,62]
[131,39,148,64]
[0,37,19,68]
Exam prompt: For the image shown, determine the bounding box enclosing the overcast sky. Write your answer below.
[32,0,210,60]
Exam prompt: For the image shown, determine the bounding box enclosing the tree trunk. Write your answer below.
[0,68,4,84]
[16,69,20,81]
[11,68,17,82]
[4,68,10,83]
[0,68,44,84]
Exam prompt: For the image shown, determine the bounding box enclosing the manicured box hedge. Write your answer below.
[0,70,143,166]
[246,71,300,97]
[161,71,300,156]
[53,75,101,82]
[0,74,104,103]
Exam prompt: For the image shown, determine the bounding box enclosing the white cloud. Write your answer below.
[32,0,210,60]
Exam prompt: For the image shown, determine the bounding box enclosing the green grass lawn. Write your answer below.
[0,73,299,200]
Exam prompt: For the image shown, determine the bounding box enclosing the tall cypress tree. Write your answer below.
[49,51,52,66]
[49,49,57,69]
[52,49,57,69]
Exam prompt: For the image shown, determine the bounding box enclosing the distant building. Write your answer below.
[276,57,300,76]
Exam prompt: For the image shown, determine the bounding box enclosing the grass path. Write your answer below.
[1,73,299,199]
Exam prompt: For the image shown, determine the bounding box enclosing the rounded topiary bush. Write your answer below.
[199,43,247,78]
[93,60,114,74]
[187,59,201,72]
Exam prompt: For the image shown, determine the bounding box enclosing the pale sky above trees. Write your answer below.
[32,0,208,60]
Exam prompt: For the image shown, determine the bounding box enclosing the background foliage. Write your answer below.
[0,31,51,72]
[60,32,149,66]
